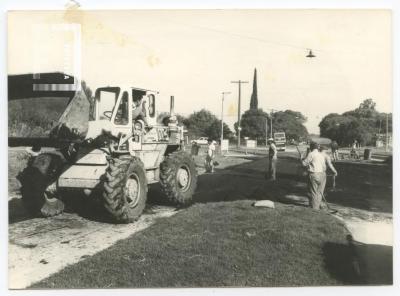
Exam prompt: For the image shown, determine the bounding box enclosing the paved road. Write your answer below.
[8,147,180,289]
[229,145,390,162]
[8,148,392,288]
[9,204,177,289]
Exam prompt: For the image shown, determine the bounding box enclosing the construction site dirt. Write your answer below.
[8,146,393,288]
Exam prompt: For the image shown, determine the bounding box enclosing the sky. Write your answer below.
[8,9,392,134]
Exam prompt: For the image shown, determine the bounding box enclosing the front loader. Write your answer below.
[18,86,198,223]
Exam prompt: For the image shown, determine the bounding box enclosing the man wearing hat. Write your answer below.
[319,145,338,207]
[205,139,216,173]
[302,142,338,209]
[267,138,278,181]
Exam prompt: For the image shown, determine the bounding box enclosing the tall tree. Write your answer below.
[205,120,234,141]
[249,68,258,110]
[239,108,269,141]
[237,109,308,143]
[183,109,216,138]
[271,110,308,141]
[319,98,392,146]
[343,98,378,119]
[184,109,233,140]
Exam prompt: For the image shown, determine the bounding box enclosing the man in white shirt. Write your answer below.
[302,142,338,209]
[205,139,216,173]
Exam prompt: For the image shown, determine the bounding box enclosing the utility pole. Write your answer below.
[270,114,273,138]
[267,109,275,138]
[265,118,268,145]
[386,113,389,151]
[221,91,231,145]
[231,80,248,147]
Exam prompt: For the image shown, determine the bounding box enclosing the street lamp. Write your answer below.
[306,49,316,58]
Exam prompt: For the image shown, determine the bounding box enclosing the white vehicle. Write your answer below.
[192,137,209,145]
[274,132,286,151]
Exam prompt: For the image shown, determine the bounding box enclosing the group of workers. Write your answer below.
[203,137,338,211]
[266,138,338,210]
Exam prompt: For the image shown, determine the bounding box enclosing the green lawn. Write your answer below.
[31,200,355,288]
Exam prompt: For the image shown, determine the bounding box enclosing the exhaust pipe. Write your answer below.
[170,95,175,116]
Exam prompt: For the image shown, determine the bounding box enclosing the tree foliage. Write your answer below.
[206,120,234,141]
[238,109,308,143]
[184,109,233,140]
[239,109,269,141]
[319,99,392,146]
[156,112,186,126]
[271,110,308,141]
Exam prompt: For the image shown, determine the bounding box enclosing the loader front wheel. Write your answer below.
[160,150,198,206]
[102,157,148,223]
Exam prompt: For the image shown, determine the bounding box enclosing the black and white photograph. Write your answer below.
[2,0,398,294]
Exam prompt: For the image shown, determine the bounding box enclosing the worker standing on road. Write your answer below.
[267,138,278,181]
[350,140,360,159]
[331,140,339,162]
[205,139,216,173]
[319,145,339,210]
[302,142,338,210]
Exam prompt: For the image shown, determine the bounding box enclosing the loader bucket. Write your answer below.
[8,73,90,142]
[52,90,91,140]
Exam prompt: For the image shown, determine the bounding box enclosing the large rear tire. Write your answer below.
[18,153,65,217]
[160,150,198,205]
[102,157,148,223]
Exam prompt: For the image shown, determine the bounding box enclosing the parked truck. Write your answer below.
[273,132,286,151]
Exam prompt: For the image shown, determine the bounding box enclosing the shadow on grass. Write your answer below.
[327,162,392,213]
[150,153,392,212]
[198,154,392,213]
[323,239,393,285]
[355,241,393,285]
[322,241,361,285]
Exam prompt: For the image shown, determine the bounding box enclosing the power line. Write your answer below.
[162,18,379,56]
[163,18,329,54]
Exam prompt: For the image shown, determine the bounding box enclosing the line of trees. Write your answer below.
[236,109,309,144]
[161,107,309,144]
[158,109,234,141]
[235,68,309,143]
[164,68,308,144]
[319,99,392,146]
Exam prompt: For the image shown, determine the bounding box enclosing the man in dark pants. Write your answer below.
[267,138,278,181]
[319,145,338,209]
[302,142,338,209]
[331,140,339,161]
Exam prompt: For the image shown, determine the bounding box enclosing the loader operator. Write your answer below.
[132,93,150,128]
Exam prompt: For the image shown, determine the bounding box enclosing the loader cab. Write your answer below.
[93,87,157,123]
[94,87,131,124]
[87,87,158,140]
